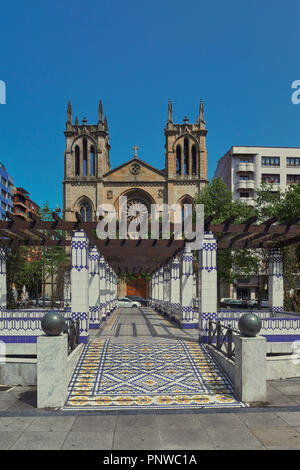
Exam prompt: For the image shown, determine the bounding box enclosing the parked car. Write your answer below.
[220,299,250,309]
[117,297,141,308]
[126,295,148,306]
[249,299,269,309]
[35,297,52,307]
[35,297,62,307]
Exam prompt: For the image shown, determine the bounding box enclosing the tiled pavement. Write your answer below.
[2,308,300,448]
[64,307,245,410]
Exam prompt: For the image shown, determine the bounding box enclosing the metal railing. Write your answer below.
[208,320,239,360]
[64,319,80,355]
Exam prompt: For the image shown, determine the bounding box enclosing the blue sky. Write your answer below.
[0,0,300,210]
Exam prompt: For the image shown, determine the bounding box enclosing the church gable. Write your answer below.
[103,158,166,182]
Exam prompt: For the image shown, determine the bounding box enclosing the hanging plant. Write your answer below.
[118,272,152,283]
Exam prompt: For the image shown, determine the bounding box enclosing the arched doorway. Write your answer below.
[117,189,155,297]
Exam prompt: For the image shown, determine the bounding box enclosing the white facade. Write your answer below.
[215,146,300,204]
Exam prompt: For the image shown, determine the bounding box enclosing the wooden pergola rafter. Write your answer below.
[0,212,299,273]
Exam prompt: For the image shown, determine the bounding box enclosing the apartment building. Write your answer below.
[215,146,300,300]
[0,163,14,220]
[215,146,300,205]
[13,187,40,219]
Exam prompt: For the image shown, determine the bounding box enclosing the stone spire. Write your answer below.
[98,100,103,123]
[67,101,72,124]
[168,99,173,123]
[104,114,108,130]
[198,99,206,129]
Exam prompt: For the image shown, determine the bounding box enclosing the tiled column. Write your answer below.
[152,272,156,308]
[88,245,100,329]
[105,262,111,317]
[99,255,106,321]
[199,233,217,343]
[149,277,152,305]
[268,249,284,316]
[0,248,7,309]
[181,246,196,328]
[112,269,117,311]
[163,264,170,316]
[108,266,112,313]
[154,272,158,308]
[112,270,117,311]
[157,267,164,312]
[169,257,180,322]
[71,230,89,343]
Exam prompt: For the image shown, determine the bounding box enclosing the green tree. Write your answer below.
[36,202,69,307]
[256,183,300,311]
[194,178,260,303]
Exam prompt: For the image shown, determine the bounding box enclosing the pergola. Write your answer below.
[0,211,299,337]
[0,212,299,274]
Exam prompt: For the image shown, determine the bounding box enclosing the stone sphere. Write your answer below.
[238,313,262,337]
[41,312,66,336]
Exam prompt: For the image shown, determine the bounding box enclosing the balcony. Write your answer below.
[236,180,255,190]
[239,198,255,206]
[236,162,254,173]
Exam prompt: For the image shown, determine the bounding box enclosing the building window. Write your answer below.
[262,174,280,183]
[287,174,300,184]
[75,146,80,176]
[184,138,189,175]
[240,192,250,198]
[80,202,92,222]
[261,157,280,167]
[240,175,250,180]
[191,145,197,175]
[287,157,300,167]
[83,139,87,176]
[90,146,95,176]
[176,145,181,175]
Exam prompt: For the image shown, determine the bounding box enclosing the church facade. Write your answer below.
[62,100,208,223]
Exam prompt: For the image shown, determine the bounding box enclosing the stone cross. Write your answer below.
[132,145,140,157]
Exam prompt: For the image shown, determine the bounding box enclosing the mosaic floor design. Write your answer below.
[63,336,247,410]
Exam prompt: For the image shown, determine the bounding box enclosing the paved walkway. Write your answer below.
[2,307,300,448]
[64,307,244,410]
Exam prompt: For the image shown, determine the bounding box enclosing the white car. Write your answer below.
[117,297,141,308]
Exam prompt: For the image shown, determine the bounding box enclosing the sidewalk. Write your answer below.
[1,379,300,449]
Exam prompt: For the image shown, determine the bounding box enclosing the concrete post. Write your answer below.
[71,230,89,343]
[88,245,100,329]
[37,334,68,408]
[0,248,7,309]
[181,246,196,328]
[199,233,218,342]
[268,249,284,316]
[99,255,106,321]
[234,335,267,403]
[170,257,180,321]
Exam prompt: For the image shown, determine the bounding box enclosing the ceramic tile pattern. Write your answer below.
[64,308,246,410]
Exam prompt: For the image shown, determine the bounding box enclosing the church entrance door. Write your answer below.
[127,278,147,298]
